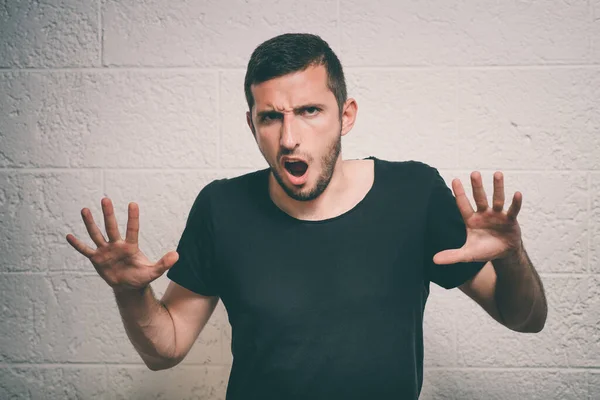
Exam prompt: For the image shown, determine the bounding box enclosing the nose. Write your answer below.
[280,112,299,150]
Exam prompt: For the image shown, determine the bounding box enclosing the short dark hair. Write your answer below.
[244,33,347,118]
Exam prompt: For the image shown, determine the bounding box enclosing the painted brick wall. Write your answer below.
[1,0,599,398]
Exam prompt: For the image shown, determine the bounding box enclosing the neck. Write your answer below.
[268,155,349,221]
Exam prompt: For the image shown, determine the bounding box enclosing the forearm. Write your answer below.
[113,285,179,370]
[492,245,547,333]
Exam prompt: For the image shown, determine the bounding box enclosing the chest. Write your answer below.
[215,217,426,329]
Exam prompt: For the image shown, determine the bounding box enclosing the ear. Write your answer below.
[340,98,358,137]
[246,111,256,138]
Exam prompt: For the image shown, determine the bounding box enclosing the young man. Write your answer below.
[67,33,547,399]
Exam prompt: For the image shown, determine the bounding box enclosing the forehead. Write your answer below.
[250,64,333,110]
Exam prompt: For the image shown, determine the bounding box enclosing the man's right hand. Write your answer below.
[66,197,179,293]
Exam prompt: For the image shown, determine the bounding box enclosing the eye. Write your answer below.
[260,112,281,123]
[303,107,320,116]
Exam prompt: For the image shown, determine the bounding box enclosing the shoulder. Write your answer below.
[207,168,267,197]
[193,168,268,212]
[369,158,442,211]
[375,157,438,183]
[375,157,434,170]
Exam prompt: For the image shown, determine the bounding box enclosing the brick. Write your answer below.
[590,370,600,399]
[435,171,588,274]
[220,71,269,169]
[344,69,459,168]
[592,0,600,63]
[0,275,46,362]
[591,173,600,273]
[0,71,218,168]
[421,369,587,400]
[423,284,463,367]
[341,0,592,66]
[457,69,600,170]
[456,276,600,367]
[103,0,338,67]
[105,365,230,399]
[0,170,103,272]
[0,0,99,67]
[37,274,139,362]
[31,273,224,365]
[0,366,107,400]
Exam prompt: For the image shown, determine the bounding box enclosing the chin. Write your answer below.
[286,185,319,202]
[279,168,333,202]
[271,167,317,201]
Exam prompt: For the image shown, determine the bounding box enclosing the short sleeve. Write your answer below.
[166,181,220,297]
[424,168,486,289]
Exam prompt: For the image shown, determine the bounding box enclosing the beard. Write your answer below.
[271,131,342,202]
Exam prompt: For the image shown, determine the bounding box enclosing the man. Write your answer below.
[66,33,547,399]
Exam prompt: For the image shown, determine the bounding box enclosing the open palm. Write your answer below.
[433,171,523,265]
[66,198,179,292]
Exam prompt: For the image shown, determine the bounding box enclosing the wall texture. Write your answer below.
[1,0,599,399]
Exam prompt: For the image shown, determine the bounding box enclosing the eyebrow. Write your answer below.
[256,103,327,120]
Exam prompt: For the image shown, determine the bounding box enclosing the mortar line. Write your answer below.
[0,363,596,371]
[589,0,593,68]
[453,67,461,366]
[2,167,598,173]
[337,0,341,52]
[98,0,103,66]
[0,167,257,173]
[1,64,599,73]
[588,172,591,273]
[426,366,600,372]
[0,362,231,368]
[4,271,596,278]
[346,64,600,71]
[454,68,460,177]
[217,70,221,169]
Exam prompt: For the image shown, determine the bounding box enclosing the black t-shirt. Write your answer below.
[166,156,486,400]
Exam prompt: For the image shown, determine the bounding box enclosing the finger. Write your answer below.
[451,178,475,220]
[65,233,96,258]
[492,171,505,212]
[507,191,522,220]
[102,197,122,242]
[81,208,108,247]
[470,171,489,212]
[125,202,140,245]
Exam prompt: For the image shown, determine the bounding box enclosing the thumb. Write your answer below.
[432,248,464,265]
[156,251,179,274]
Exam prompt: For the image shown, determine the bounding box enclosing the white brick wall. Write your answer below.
[1,0,598,398]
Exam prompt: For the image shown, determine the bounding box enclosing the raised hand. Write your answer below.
[66,198,179,292]
[433,171,524,265]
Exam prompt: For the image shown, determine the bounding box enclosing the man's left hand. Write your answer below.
[433,171,524,265]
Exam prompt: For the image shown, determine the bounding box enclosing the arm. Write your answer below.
[114,285,173,370]
[459,246,547,333]
[66,196,220,371]
[114,282,219,371]
[491,245,547,332]
[115,282,219,370]
[433,170,547,333]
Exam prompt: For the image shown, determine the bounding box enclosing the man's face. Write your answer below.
[246,64,347,202]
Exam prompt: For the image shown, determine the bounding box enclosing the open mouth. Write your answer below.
[284,160,308,177]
